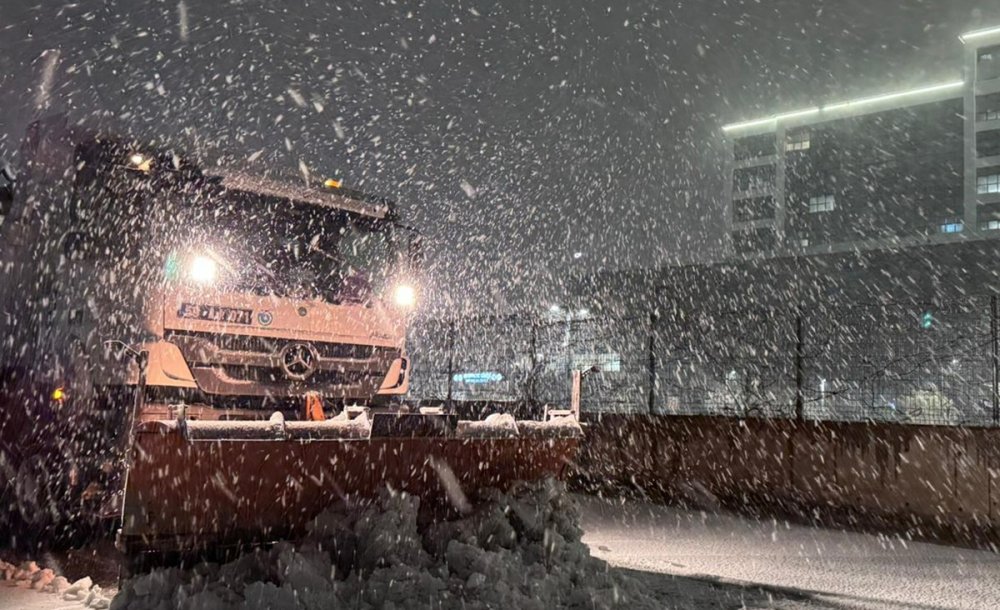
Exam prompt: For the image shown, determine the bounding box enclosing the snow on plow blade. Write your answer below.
[119,412,581,554]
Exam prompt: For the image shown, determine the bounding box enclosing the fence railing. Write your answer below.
[408,295,1000,427]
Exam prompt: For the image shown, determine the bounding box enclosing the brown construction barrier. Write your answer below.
[574,415,1000,549]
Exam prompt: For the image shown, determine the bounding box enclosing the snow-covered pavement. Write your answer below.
[3,494,999,609]
[0,586,91,610]
[580,495,1000,610]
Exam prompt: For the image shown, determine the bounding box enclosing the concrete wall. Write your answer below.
[576,414,1000,548]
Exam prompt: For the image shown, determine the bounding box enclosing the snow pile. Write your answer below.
[111,479,660,609]
[0,559,112,608]
[455,412,520,438]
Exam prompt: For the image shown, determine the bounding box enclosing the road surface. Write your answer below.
[0,586,89,610]
[2,497,999,609]
[580,495,1000,610]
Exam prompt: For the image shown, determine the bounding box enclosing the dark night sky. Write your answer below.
[2,0,999,313]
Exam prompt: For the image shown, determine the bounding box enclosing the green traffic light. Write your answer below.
[921,311,933,329]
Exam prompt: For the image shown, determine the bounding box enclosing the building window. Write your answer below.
[977,93,1000,122]
[733,195,775,222]
[978,129,1000,158]
[733,165,776,193]
[808,194,836,213]
[980,220,1000,231]
[938,221,963,234]
[734,134,776,161]
[733,227,776,253]
[980,46,1000,81]
[978,171,1000,194]
[786,130,810,152]
[799,238,810,248]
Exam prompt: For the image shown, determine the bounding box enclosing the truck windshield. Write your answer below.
[167,190,395,303]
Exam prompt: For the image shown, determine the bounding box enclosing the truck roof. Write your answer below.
[16,116,398,222]
[207,169,394,221]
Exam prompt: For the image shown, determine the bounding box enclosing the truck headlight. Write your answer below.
[188,255,218,285]
[392,284,417,308]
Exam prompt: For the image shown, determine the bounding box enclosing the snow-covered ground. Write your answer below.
[0,586,96,610]
[0,560,112,609]
[580,495,1000,610]
[3,493,998,609]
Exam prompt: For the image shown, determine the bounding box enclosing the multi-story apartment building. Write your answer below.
[724,25,1000,257]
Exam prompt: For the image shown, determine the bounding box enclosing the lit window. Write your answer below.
[939,221,964,234]
[799,238,809,248]
[981,220,1000,231]
[786,131,810,152]
[980,46,1000,81]
[808,194,835,213]
[978,173,1000,194]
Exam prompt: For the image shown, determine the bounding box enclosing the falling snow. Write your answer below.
[4,2,1000,609]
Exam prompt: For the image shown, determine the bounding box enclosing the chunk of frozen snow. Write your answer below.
[63,576,93,600]
[456,413,519,438]
[112,479,658,609]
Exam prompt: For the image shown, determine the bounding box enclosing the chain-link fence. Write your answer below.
[407,312,648,413]
[408,295,1000,426]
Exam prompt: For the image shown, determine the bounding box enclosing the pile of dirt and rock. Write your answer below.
[111,479,661,609]
[0,559,113,608]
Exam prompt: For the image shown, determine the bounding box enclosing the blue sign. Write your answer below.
[452,372,504,384]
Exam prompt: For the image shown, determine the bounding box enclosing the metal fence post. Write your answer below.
[647,309,658,415]
[528,319,538,408]
[445,318,456,409]
[794,307,805,422]
[992,295,999,426]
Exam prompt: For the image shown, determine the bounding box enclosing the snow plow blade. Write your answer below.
[118,411,581,555]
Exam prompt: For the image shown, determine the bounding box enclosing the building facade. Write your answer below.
[724,25,1000,258]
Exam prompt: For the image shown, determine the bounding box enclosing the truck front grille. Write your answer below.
[219,365,376,386]
[164,330,390,360]
[163,330,403,398]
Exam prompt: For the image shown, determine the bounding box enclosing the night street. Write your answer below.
[4,497,999,609]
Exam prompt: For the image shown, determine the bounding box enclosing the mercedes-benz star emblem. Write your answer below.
[279,343,318,380]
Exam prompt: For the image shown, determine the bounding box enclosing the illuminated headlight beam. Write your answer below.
[188,255,218,285]
[392,284,417,308]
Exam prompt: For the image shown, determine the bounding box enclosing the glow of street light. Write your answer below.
[722,107,820,133]
[722,80,965,133]
[959,25,1000,43]
[821,81,965,112]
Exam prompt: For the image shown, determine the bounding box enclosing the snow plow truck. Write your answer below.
[0,116,582,559]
